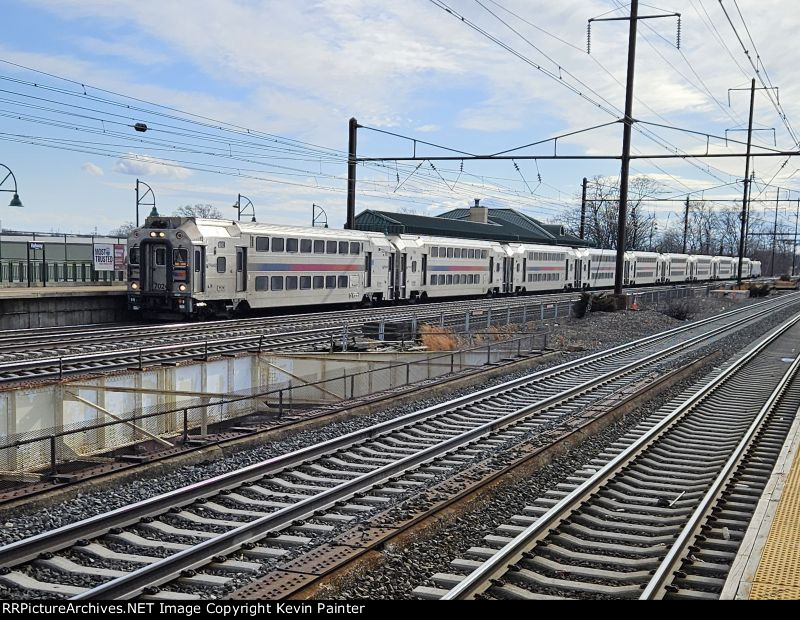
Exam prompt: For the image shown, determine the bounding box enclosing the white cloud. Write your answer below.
[113,154,193,179]
[81,162,103,176]
[414,124,440,133]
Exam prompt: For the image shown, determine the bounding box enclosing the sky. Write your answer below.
[1,0,800,235]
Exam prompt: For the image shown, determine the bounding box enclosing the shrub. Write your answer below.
[749,284,770,297]
[662,299,697,321]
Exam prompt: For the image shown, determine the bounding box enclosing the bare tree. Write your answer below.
[174,204,224,219]
[109,222,136,237]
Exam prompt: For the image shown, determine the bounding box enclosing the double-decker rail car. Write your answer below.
[663,253,690,282]
[688,255,712,281]
[128,216,762,319]
[391,235,503,301]
[628,251,662,286]
[508,243,570,293]
[586,249,620,288]
[711,255,735,280]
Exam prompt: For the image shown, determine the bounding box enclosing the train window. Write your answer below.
[516,263,520,272]
[350,242,360,255]
[444,274,451,285]
[194,250,201,272]
[286,276,298,290]
[431,247,439,258]
[411,261,417,273]
[286,238,299,253]
[218,241,226,249]
[326,275,336,288]
[301,239,312,253]
[481,250,488,259]
[339,241,349,254]
[468,249,474,259]
[216,257,226,273]
[271,276,284,291]
[454,248,461,259]
[155,248,166,266]
[496,263,500,271]
[129,248,140,264]
[462,274,468,284]
[314,240,325,253]
[446,247,453,258]
[468,274,474,284]
[255,276,269,291]
[256,237,269,251]
[430,275,437,285]
[313,275,324,289]
[236,252,243,273]
[338,275,348,288]
[174,249,188,265]
[327,241,337,254]
[271,237,285,252]
[300,276,311,289]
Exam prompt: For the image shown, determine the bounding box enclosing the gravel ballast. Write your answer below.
[0,294,793,553]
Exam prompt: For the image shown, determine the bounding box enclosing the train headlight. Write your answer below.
[158,231,166,238]
[179,284,187,292]
[150,232,157,237]
[131,281,139,290]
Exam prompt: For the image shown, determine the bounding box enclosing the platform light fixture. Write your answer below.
[233,194,256,222]
[0,163,23,208]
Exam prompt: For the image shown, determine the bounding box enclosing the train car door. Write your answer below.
[400,253,408,299]
[421,254,427,286]
[712,261,717,279]
[623,260,630,285]
[522,257,527,289]
[236,247,247,292]
[193,247,205,293]
[144,243,168,292]
[503,257,513,293]
[573,258,582,288]
[689,261,695,280]
[388,253,395,299]
[489,256,494,285]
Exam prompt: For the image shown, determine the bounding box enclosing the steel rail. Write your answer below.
[0,284,711,356]
[442,311,800,600]
[60,298,800,598]
[0,294,792,572]
[640,348,800,599]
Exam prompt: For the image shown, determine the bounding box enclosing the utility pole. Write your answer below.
[793,199,798,277]
[345,117,358,230]
[682,195,689,254]
[613,0,638,297]
[580,177,588,240]
[736,79,756,287]
[589,1,679,297]
[771,187,780,277]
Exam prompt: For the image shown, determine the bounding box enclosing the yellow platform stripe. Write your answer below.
[750,436,800,600]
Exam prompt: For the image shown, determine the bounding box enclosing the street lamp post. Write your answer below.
[0,164,23,209]
[312,203,328,228]
[135,179,156,226]
[233,194,256,222]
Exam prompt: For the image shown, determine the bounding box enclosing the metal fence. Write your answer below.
[0,329,549,481]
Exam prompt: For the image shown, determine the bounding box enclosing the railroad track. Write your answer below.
[0,292,791,600]
[431,310,800,601]
[0,284,709,364]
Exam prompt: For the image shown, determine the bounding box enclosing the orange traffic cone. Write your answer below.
[630,296,639,311]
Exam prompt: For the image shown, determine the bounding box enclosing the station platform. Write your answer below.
[0,284,126,298]
[0,285,129,328]
[722,402,800,599]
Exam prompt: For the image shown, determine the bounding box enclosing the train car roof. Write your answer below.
[192,219,390,241]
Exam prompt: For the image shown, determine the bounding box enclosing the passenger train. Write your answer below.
[126,216,762,319]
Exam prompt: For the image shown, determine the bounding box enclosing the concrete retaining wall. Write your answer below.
[0,293,130,328]
[0,344,520,474]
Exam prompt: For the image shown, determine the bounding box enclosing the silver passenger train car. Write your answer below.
[127,216,760,319]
